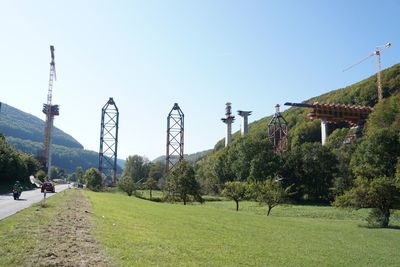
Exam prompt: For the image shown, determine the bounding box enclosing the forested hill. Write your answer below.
[197,63,400,203]
[214,63,400,150]
[0,103,82,149]
[0,102,119,174]
[153,149,213,164]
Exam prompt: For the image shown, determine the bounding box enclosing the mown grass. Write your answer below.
[208,200,400,223]
[86,191,400,267]
[0,190,70,266]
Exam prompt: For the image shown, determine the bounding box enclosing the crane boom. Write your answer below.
[284,102,314,108]
[343,43,391,101]
[342,52,374,72]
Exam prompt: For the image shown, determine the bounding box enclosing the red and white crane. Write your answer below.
[343,42,391,101]
[42,45,59,178]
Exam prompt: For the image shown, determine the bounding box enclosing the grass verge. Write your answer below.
[0,190,67,266]
[0,189,112,267]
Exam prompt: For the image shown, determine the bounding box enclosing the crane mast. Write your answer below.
[42,45,59,178]
[343,42,391,101]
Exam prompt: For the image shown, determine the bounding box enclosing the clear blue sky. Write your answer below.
[0,0,399,160]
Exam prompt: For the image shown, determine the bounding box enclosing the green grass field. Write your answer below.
[85,191,400,266]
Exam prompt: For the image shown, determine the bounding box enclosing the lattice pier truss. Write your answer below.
[166,103,184,171]
[99,97,119,184]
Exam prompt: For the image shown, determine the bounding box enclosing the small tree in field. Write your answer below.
[118,175,136,196]
[84,168,103,192]
[222,181,248,211]
[165,160,203,205]
[334,176,400,228]
[145,177,158,199]
[251,178,292,216]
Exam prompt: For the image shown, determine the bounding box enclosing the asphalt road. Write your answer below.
[0,184,70,220]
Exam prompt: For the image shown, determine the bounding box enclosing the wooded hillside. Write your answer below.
[0,103,121,173]
[197,63,400,207]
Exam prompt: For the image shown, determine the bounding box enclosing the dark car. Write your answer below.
[41,182,55,193]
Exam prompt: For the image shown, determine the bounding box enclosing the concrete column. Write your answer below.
[226,121,232,146]
[237,110,252,136]
[221,102,235,147]
[321,118,328,145]
[243,116,248,135]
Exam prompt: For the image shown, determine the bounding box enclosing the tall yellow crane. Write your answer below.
[343,42,391,101]
[42,45,59,178]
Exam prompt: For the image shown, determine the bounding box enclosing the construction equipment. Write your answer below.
[284,102,373,125]
[343,42,391,101]
[221,102,235,147]
[42,45,59,178]
[268,104,288,153]
[285,102,373,144]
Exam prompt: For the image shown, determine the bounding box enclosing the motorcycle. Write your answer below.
[13,189,21,200]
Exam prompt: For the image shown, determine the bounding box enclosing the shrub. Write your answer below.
[84,168,103,192]
[118,175,136,196]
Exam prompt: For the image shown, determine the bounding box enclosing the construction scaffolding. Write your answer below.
[99,97,119,184]
[284,101,373,144]
[221,102,235,146]
[268,104,289,153]
[166,103,184,171]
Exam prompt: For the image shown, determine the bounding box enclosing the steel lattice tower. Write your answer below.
[99,97,119,184]
[268,104,288,153]
[166,103,184,171]
[42,45,59,177]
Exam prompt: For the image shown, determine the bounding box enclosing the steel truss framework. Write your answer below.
[99,97,119,184]
[43,45,59,176]
[268,104,289,153]
[166,103,184,171]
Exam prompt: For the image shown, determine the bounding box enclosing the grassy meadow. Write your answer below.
[85,191,400,267]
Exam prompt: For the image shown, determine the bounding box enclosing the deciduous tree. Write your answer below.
[165,160,203,205]
[350,128,400,180]
[334,176,400,228]
[251,178,292,216]
[118,175,136,196]
[123,155,149,183]
[281,143,338,202]
[222,181,248,211]
[84,168,103,192]
[144,177,158,199]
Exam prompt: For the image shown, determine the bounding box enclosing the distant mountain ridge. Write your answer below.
[0,102,122,174]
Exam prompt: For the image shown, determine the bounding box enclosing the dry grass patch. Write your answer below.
[25,189,113,267]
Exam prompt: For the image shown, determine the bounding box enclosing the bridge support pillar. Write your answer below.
[321,118,328,145]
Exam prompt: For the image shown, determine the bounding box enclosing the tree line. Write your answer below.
[115,94,400,227]
[0,134,40,191]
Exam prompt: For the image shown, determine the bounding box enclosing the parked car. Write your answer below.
[41,182,55,193]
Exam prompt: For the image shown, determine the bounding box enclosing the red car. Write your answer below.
[41,182,55,193]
